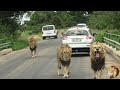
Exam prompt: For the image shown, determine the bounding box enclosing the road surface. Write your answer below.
[0,36,119,79]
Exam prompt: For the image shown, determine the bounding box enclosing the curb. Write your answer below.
[102,43,120,61]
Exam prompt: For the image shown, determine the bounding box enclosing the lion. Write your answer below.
[28,35,37,58]
[108,65,119,79]
[57,44,72,78]
[60,29,64,37]
[90,42,106,79]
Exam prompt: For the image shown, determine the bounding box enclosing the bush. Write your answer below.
[11,39,28,51]
[95,32,104,42]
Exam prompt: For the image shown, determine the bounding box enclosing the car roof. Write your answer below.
[67,27,89,31]
[42,25,55,27]
[77,23,86,25]
[67,27,89,32]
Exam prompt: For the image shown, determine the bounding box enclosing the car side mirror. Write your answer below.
[93,33,97,37]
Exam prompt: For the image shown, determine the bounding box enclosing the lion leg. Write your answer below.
[63,66,68,78]
[63,67,66,78]
[93,70,97,79]
[31,50,34,58]
[67,66,70,75]
[97,70,102,79]
[34,48,36,57]
[96,71,100,79]
[66,66,70,77]
[32,50,35,58]
[57,60,62,76]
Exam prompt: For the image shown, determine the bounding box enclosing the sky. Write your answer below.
[20,13,30,25]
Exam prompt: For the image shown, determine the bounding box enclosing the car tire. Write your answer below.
[55,36,57,38]
[43,37,46,40]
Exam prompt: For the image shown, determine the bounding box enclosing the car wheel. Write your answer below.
[55,36,57,38]
[43,37,45,40]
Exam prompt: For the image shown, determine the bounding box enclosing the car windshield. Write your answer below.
[66,30,89,36]
[43,26,54,30]
[77,25,86,27]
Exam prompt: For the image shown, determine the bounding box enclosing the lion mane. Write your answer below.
[90,42,106,79]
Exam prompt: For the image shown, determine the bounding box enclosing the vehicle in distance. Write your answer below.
[62,28,95,54]
[42,25,58,40]
[77,23,88,28]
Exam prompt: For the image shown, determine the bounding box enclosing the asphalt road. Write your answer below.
[0,36,119,79]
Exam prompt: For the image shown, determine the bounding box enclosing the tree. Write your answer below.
[0,11,27,39]
[87,11,120,30]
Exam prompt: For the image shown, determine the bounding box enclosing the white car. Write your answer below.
[77,23,88,28]
[42,25,58,40]
[62,28,95,54]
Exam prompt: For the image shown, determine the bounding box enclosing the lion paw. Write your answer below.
[68,72,70,74]
[63,74,69,78]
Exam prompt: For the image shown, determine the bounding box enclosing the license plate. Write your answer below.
[47,33,51,34]
[72,38,81,42]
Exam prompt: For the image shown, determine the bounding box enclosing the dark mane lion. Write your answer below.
[90,42,106,79]
[28,36,37,58]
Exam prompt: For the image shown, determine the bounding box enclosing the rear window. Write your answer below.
[66,30,89,36]
[43,26,54,30]
[77,25,86,27]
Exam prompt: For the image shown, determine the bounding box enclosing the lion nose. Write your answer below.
[96,49,99,51]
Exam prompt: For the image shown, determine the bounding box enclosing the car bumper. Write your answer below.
[72,47,90,53]
[67,44,91,52]
[42,34,57,37]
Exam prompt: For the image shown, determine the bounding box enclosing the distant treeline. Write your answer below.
[0,11,120,39]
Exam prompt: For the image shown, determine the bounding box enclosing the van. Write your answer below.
[42,25,58,40]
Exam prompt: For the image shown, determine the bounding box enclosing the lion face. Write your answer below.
[92,44,103,59]
[60,44,72,61]
[28,37,37,49]
[90,42,105,60]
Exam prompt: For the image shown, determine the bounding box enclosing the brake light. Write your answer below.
[86,35,93,39]
[63,36,68,40]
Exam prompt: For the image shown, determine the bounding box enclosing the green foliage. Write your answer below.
[0,11,27,39]
[93,29,120,43]
[95,32,104,42]
[26,11,88,30]
[11,39,28,51]
[87,11,120,30]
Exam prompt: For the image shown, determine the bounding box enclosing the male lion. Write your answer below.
[28,35,37,58]
[57,44,72,78]
[90,42,106,79]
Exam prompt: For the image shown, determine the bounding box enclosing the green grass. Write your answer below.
[91,29,120,42]
[95,32,104,42]
[11,39,28,51]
